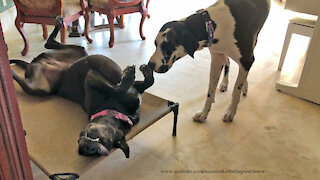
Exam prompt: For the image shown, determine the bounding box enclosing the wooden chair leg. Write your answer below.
[42,24,48,39]
[60,22,67,43]
[116,15,124,29]
[84,7,93,43]
[139,6,147,40]
[107,14,115,48]
[69,20,81,37]
[146,0,150,18]
[15,17,28,56]
[120,15,124,28]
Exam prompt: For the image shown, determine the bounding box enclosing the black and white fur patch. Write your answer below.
[148,0,270,122]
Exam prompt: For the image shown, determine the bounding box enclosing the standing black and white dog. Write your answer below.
[148,0,270,122]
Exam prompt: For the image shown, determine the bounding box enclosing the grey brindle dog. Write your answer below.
[148,0,270,122]
[11,16,154,157]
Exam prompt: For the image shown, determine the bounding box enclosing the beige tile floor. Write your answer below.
[2,0,320,179]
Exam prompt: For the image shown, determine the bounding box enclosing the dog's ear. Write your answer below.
[115,137,130,158]
[178,31,199,58]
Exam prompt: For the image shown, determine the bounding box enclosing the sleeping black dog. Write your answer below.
[11,16,154,158]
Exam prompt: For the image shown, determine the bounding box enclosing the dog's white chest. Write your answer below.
[207,1,241,62]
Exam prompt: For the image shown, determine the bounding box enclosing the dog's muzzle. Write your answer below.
[78,135,109,156]
[148,62,169,73]
[158,65,169,73]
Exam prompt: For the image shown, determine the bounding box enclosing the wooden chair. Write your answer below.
[13,0,92,56]
[86,0,149,47]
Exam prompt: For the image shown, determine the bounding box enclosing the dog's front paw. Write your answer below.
[123,65,136,75]
[223,110,235,122]
[193,111,208,123]
[122,65,136,83]
[139,64,153,77]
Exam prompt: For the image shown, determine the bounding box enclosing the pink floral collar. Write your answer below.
[90,109,133,126]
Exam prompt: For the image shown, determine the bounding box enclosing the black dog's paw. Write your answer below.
[139,64,153,77]
[122,65,136,83]
[55,16,64,26]
[45,40,61,49]
[123,65,135,76]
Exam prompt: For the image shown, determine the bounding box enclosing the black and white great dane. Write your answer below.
[148,0,270,122]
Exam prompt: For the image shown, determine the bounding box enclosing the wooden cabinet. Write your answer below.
[276,0,320,104]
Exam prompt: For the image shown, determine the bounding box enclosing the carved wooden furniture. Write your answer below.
[86,0,148,47]
[13,0,91,56]
[0,22,34,180]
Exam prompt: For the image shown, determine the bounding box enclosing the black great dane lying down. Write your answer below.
[11,16,154,158]
[148,0,270,122]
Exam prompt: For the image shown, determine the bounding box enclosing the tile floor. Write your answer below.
[2,0,320,179]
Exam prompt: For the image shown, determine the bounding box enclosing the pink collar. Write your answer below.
[90,109,133,126]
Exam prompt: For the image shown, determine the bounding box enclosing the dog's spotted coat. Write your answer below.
[148,0,270,122]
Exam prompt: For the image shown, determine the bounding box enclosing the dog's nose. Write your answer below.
[158,65,169,73]
[148,62,155,71]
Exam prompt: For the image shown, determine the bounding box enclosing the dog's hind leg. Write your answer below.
[85,70,115,95]
[193,52,227,122]
[11,68,51,96]
[223,61,250,122]
[44,16,65,50]
[133,64,154,94]
[218,58,248,96]
[85,56,122,84]
[219,57,230,92]
[10,59,29,69]
[85,66,135,95]
[242,80,248,96]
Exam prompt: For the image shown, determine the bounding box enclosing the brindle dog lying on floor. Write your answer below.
[11,16,154,158]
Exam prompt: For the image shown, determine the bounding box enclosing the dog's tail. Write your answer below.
[10,59,29,69]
